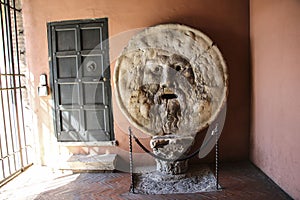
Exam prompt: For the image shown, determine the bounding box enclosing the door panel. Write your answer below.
[56,56,77,78]
[84,110,106,130]
[83,83,105,104]
[56,29,76,51]
[60,110,80,131]
[48,18,114,142]
[81,27,102,50]
[82,55,104,77]
[58,83,80,105]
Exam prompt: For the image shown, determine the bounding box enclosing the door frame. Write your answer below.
[47,18,115,144]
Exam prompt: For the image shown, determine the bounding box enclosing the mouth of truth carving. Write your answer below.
[114,24,228,136]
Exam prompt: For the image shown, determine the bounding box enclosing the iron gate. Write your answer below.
[0,0,33,186]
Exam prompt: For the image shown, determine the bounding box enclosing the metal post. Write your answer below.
[128,127,135,193]
[215,131,219,190]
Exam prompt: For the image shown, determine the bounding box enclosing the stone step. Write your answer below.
[60,154,117,172]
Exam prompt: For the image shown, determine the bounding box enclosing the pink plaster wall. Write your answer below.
[22,0,250,164]
[250,0,300,198]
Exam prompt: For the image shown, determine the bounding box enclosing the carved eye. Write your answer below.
[175,65,181,71]
[151,65,162,73]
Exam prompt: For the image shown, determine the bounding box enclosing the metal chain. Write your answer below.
[215,131,219,190]
[128,127,135,193]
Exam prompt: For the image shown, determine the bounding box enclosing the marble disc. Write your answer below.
[114,24,228,136]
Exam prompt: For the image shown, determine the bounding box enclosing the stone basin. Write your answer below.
[150,135,194,175]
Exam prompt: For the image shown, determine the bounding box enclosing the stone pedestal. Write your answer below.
[150,135,194,175]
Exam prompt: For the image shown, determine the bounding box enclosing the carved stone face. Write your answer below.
[114,24,228,136]
[139,53,197,134]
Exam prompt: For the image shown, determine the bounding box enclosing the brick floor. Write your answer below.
[0,162,292,200]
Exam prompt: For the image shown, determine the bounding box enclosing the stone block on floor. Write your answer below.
[60,154,117,172]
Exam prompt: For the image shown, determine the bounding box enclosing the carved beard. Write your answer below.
[129,84,184,135]
[163,98,181,134]
[128,52,200,135]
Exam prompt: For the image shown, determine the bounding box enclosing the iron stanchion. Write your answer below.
[128,127,135,193]
[215,130,219,190]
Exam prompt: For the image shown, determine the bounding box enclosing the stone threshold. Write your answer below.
[59,140,117,147]
[59,154,117,172]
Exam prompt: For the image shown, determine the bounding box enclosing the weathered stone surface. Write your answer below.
[61,154,117,171]
[135,166,219,194]
[150,135,194,174]
[114,24,228,136]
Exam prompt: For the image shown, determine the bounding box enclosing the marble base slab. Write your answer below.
[134,165,220,194]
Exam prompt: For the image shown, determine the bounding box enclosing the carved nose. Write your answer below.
[162,81,171,87]
[161,67,175,87]
[161,67,169,86]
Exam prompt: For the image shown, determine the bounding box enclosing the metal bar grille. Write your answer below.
[0,0,33,186]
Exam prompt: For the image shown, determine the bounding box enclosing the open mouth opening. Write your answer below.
[161,93,178,100]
